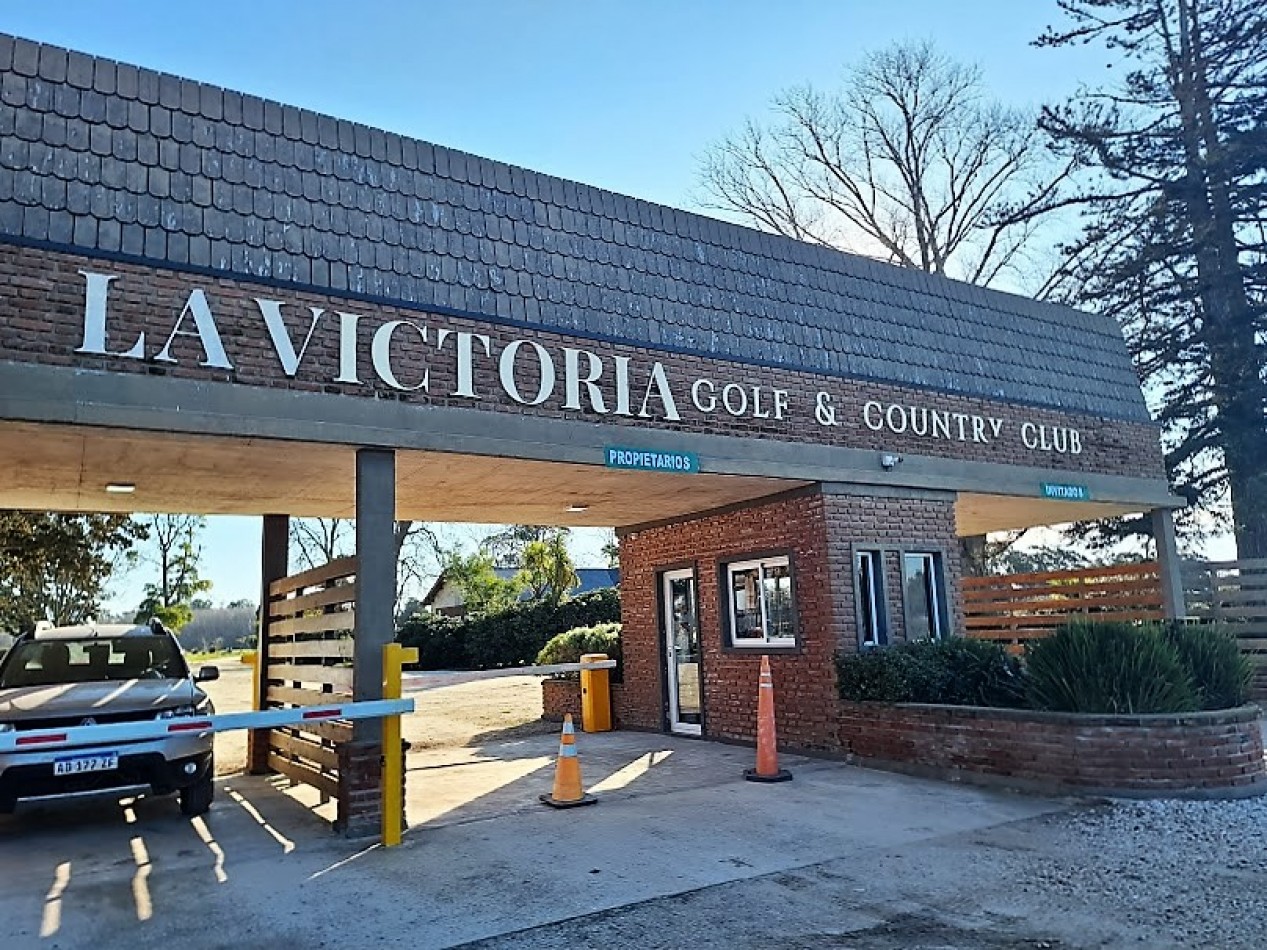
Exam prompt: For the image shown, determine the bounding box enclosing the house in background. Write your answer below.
[422,568,619,617]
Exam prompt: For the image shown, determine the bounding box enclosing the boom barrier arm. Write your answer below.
[0,698,414,753]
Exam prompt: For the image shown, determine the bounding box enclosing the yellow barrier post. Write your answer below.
[246,651,260,711]
[579,653,612,733]
[381,643,418,847]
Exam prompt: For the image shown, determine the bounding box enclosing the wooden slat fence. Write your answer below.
[963,561,1165,653]
[263,556,357,800]
[1183,558,1267,698]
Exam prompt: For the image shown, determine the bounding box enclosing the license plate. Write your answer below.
[53,752,119,776]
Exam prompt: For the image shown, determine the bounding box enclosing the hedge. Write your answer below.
[536,622,623,681]
[836,637,1024,707]
[396,587,620,670]
[836,622,1252,715]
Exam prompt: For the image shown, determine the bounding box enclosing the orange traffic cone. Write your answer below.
[540,714,597,808]
[744,655,792,783]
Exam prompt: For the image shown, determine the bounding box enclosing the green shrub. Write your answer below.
[464,588,621,669]
[1163,621,1251,710]
[395,587,621,670]
[836,637,1025,707]
[931,637,1028,707]
[395,613,471,669]
[1026,621,1198,714]
[536,623,623,681]
[834,647,914,702]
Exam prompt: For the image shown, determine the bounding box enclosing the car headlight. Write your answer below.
[0,723,13,733]
[156,705,196,719]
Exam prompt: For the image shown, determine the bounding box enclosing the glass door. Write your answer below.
[662,569,702,735]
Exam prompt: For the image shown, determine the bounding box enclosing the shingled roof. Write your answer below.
[0,34,1151,423]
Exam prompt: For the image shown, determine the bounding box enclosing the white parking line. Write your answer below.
[38,861,70,938]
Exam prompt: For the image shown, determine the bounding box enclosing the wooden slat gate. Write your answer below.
[1183,559,1267,699]
[963,562,1165,654]
[263,556,357,802]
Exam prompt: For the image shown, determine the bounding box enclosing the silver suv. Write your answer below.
[0,619,218,816]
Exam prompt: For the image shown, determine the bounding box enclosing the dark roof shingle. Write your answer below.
[0,33,1151,422]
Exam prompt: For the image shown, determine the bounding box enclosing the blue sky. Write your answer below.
[3,2,1154,610]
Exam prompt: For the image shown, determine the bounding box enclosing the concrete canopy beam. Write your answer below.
[0,362,1181,524]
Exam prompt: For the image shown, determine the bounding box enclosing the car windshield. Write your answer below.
[0,636,187,688]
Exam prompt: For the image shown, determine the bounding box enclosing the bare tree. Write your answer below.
[134,514,210,630]
[393,520,443,607]
[288,518,351,570]
[288,517,443,614]
[698,40,1074,291]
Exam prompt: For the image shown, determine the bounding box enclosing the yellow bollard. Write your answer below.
[579,653,612,733]
[381,643,418,848]
[246,650,261,711]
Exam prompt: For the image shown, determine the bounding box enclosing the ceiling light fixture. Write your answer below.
[567,504,590,513]
[105,483,136,494]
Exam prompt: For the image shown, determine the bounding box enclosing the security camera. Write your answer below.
[879,453,903,470]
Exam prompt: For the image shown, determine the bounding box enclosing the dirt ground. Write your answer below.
[202,665,551,775]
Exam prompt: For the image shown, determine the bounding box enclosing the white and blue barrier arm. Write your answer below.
[0,698,414,753]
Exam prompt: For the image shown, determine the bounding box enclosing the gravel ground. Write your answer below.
[468,794,1267,949]
[1014,797,1267,949]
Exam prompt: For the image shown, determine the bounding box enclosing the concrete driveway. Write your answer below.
[0,729,1078,949]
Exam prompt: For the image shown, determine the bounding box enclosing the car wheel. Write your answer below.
[179,773,215,817]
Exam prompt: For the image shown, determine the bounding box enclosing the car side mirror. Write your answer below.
[195,665,220,683]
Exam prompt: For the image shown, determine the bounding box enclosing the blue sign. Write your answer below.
[1041,482,1091,501]
[605,446,699,474]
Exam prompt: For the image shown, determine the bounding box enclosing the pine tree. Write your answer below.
[1039,0,1267,556]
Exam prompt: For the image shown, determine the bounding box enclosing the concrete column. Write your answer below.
[353,448,396,736]
[1152,507,1186,619]
[338,449,396,838]
[247,514,289,775]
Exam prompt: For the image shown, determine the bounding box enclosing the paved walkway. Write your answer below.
[0,731,1068,948]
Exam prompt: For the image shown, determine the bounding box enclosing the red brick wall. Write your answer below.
[822,491,962,654]
[335,740,384,838]
[0,243,1163,478]
[541,678,626,729]
[619,490,841,750]
[840,702,1267,796]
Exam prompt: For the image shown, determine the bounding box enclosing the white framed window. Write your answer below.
[902,551,948,641]
[855,550,887,648]
[726,555,795,647]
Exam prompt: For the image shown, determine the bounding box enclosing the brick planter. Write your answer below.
[840,701,1267,799]
[541,678,624,730]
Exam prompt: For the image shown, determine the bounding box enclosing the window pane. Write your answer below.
[762,563,794,641]
[902,554,936,641]
[857,552,881,647]
[730,566,765,640]
[0,636,185,688]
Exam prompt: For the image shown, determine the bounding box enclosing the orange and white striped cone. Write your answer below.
[744,655,792,783]
[540,714,597,808]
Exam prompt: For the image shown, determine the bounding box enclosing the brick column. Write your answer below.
[246,513,288,775]
[335,742,381,838]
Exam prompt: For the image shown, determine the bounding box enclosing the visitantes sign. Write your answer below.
[604,447,699,474]
[1041,482,1091,501]
[67,269,1086,458]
